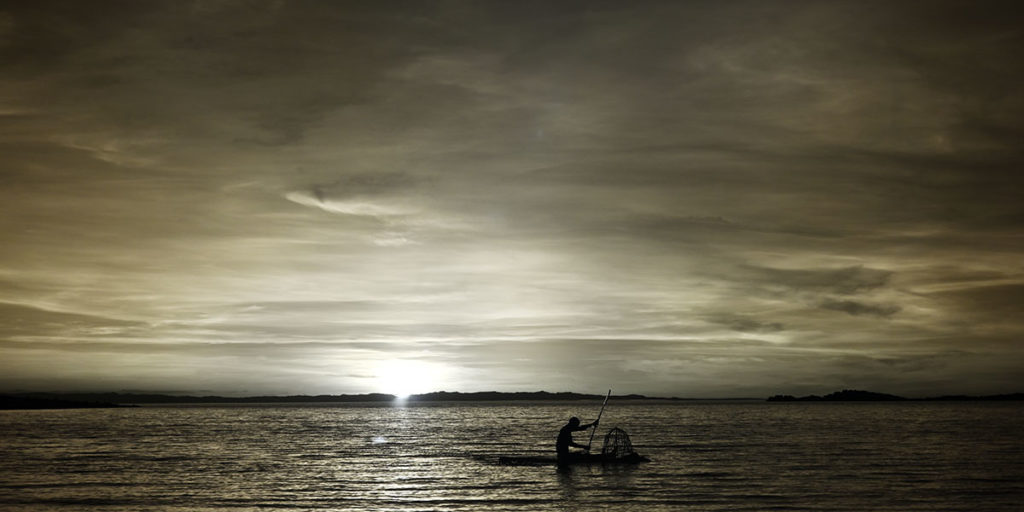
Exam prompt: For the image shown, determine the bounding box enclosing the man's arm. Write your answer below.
[574,420,599,432]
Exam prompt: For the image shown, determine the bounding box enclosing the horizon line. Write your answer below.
[6,389,1024,401]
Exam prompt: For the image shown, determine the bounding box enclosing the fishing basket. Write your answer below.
[601,427,637,459]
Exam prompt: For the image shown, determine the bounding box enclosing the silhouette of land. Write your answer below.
[4,390,687,406]
[3,389,1019,408]
[768,389,1024,402]
[0,395,136,410]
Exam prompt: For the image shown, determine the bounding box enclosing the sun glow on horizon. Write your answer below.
[373,359,448,399]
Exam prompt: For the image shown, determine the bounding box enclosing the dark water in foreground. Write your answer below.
[1,401,1022,511]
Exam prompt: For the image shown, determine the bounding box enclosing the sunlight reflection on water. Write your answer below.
[0,402,1022,511]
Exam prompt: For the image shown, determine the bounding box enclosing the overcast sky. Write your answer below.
[1,1,1022,397]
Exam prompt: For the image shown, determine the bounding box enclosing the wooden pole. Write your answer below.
[586,389,612,451]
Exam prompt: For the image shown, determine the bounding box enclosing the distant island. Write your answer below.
[1,390,683,407]
[0,395,136,410]
[767,389,1024,402]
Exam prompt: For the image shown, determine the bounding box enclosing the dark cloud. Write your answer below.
[930,284,1024,324]
[819,300,901,318]
[705,314,785,333]
[742,266,893,295]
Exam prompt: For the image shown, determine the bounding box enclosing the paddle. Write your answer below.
[586,389,611,452]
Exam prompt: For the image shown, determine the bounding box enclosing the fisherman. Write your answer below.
[556,416,599,463]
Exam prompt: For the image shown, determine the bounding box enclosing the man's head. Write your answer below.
[568,416,580,427]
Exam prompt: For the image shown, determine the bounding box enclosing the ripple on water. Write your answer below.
[0,403,1022,511]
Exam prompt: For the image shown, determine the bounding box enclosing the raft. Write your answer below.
[498,452,650,466]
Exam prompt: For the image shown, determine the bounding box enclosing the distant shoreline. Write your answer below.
[0,395,137,410]
[3,391,694,408]
[767,389,1024,402]
[3,389,1022,409]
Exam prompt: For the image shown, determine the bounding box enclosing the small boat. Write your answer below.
[498,452,650,466]
[499,427,650,466]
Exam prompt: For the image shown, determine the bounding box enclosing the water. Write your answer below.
[1,401,1022,511]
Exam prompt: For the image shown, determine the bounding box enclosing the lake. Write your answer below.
[1,401,1022,511]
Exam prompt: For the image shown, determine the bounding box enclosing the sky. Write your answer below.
[1,1,1022,398]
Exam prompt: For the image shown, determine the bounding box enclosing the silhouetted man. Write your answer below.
[556,416,599,463]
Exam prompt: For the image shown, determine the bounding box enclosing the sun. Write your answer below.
[373,359,446,399]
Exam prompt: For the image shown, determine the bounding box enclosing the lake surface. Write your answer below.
[1,401,1022,511]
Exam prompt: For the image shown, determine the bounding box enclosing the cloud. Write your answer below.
[928,284,1024,328]
[284,190,416,218]
[704,314,785,333]
[0,302,141,339]
[742,265,893,295]
[819,300,901,318]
